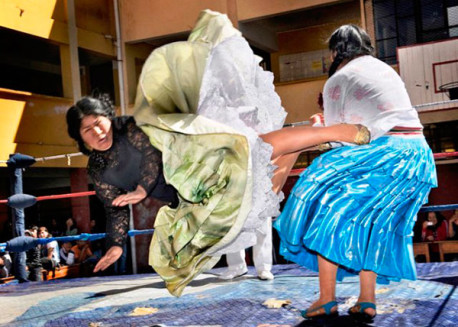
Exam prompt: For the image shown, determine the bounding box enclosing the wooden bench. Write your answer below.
[413,242,430,262]
[436,240,458,262]
[0,275,16,284]
[42,264,80,281]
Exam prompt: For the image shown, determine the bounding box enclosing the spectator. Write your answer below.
[38,226,60,270]
[448,210,458,240]
[59,242,75,266]
[65,218,79,236]
[49,218,64,237]
[71,240,96,264]
[422,211,448,242]
[72,240,98,276]
[25,227,42,281]
[89,219,104,260]
[422,211,448,261]
[0,251,12,278]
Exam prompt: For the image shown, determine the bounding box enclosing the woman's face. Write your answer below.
[80,115,113,151]
[38,228,48,238]
[427,212,437,225]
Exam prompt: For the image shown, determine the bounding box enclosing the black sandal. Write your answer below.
[348,302,376,323]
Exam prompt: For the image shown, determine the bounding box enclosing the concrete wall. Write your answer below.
[0,88,86,168]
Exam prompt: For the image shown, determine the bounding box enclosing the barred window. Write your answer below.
[373,0,458,64]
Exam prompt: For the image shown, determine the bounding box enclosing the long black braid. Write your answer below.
[327,24,374,77]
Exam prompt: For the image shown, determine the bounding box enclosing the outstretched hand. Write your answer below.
[112,185,147,207]
[93,245,123,272]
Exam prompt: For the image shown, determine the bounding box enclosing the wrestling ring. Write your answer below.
[0,148,457,326]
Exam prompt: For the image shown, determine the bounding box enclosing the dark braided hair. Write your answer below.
[66,93,115,155]
[327,24,374,77]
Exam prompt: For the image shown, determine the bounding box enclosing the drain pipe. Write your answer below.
[113,0,127,115]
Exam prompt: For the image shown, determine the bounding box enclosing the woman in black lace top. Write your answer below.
[66,93,365,292]
[66,95,178,272]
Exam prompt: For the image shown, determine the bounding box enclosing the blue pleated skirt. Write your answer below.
[274,135,437,284]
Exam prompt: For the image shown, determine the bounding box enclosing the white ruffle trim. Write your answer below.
[196,36,287,254]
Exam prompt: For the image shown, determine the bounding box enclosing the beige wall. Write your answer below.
[237,0,344,21]
[276,79,326,124]
[120,0,229,43]
[272,1,360,124]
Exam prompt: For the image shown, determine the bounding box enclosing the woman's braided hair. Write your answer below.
[327,24,374,77]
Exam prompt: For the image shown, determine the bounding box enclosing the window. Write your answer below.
[373,0,458,64]
[0,28,63,97]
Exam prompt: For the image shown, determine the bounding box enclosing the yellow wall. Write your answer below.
[0,0,115,56]
[0,89,86,168]
[0,1,117,167]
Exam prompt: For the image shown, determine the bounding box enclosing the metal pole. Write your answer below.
[65,0,82,100]
[128,204,137,274]
[114,0,127,115]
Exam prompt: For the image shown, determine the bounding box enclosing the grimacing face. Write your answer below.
[79,115,113,151]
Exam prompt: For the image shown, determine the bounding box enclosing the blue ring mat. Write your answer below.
[1,262,457,327]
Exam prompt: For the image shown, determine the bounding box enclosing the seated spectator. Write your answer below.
[0,251,12,278]
[422,211,448,261]
[89,219,104,260]
[25,227,42,281]
[72,240,98,277]
[422,211,448,242]
[65,218,79,236]
[71,240,97,264]
[49,218,64,237]
[448,209,458,240]
[38,226,60,270]
[59,242,75,266]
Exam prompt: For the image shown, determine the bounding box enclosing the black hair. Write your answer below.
[67,217,77,227]
[327,24,374,77]
[427,211,446,231]
[66,94,115,155]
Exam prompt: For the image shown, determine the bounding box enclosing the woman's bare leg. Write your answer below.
[261,124,361,160]
[305,255,338,317]
[271,152,301,193]
[349,270,377,316]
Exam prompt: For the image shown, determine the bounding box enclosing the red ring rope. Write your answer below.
[0,191,96,204]
[0,152,457,204]
[35,191,96,201]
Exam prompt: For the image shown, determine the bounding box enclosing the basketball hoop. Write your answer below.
[439,81,458,100]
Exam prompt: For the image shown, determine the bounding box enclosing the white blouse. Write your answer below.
[323,55,422,140]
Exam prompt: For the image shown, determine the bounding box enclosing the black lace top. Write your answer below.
[88,116,178,248]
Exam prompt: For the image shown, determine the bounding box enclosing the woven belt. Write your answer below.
[386,126,423,135]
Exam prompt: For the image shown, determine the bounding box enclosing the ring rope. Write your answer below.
[0,229,155,252]
[0,152,83,165]
[419,204,458,212]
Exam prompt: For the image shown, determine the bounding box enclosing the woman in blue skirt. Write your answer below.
[274,24,437,322]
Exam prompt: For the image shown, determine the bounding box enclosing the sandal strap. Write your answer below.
[322,300,338,314]
[305,300,338,315]
[356,302,376,311]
